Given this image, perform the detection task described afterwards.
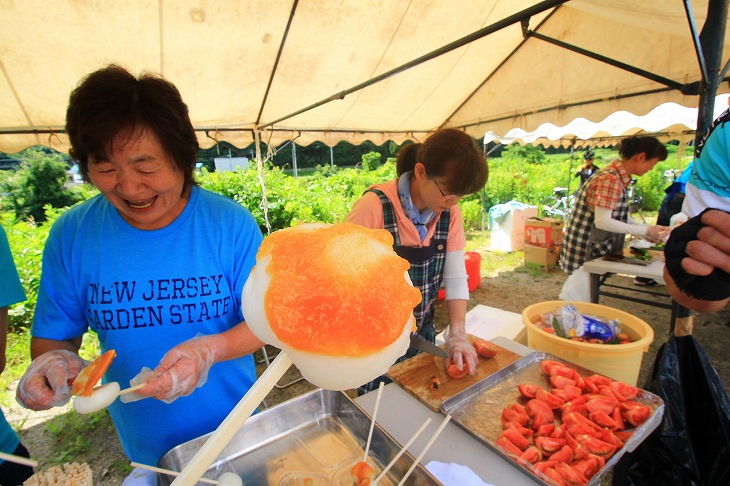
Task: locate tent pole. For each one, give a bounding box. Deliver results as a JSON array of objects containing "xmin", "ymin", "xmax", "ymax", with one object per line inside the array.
[
  {"xmin": 258, "ymin": 0, "xmax": 568, "ymax": 130},
  {"xmin": 566, "ymin": 140, "xmax": 575, "ymax": 195},
  {"xmin": 254, "ymin": 128, "xmax": 271, "ymax": 235},
  {"xmin": 692, "ymin": 0, "xmax": 729, "ymax": 145},
  {"xmin": 292, "ymin": 142, "xmax": 298, "ymax": 177},
  {"xmin": 527, "ymin": 31, "xmax": 683, "ymax": 91},
  {"xmin": 254, "ymin": 0, "xmax": 299, "ymax": 126},
  {"xmin": 482, "ymin": 142, "xmax": 502, "ymax": 247}
]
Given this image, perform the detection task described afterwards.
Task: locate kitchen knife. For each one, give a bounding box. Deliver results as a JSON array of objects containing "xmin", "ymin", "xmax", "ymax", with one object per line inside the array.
[
  {"xmin": 409, "ymin": 334, "xmax": 449, "ymax": 358},
  {"xmin": 602, "ymin": 253, "xmax": 651, "ymax": 266}
]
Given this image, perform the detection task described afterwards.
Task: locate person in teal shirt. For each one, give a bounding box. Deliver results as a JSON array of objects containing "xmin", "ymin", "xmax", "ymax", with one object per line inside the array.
[{"xmin": 0, "ymin": 226, "xmax": 34, "ymax": 484}]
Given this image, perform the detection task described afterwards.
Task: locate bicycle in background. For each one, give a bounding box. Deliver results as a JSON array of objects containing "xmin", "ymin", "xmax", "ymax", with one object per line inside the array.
[
  {"xmin": 627, "ymin": 179, "xmax": 645, "ymax": 221},
  {"xmin": 542, "ymin": 187, "xmax": 575, "ymax": 220}
]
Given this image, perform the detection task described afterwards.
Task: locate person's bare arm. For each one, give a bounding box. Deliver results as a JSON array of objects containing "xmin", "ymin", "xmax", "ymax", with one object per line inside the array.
[
  {"xmin": 31, "ymin": 336, "xmax": 83, "ymax": 359},
  {"xmin": 0, "ymin": 307, "xmax": 8, "ymax": 374},
  {"xmin": 208, "ymin": 320, "xmax": 265, "ymax": 361}
]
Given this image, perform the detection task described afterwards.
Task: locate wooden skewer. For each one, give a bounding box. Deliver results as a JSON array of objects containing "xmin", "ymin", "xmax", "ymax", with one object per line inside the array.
[
  {"xmin": 74, "ymin": 382, "xmax": 145, "ymax": 398},
  {"xmin": 372, "ymin": 417, "xmax": 432, "ymax": 485},
  {"xmin": 119, "ymin": 383, "xmax": 146, "ymax": 395},
  {"xmin": 130, "ymin": 461, "xmax": 218, "ymax": 484},
  {"xmin": 396, "ymin": 414, "xmax": 451, "ymax": 486},
  {"xmin": 0, "ymin": 451, "xmax": 38, "ymax": 468},
  {"xmin": 74, "ymin": 382, "xmax": 149, "ymax": 415},
  {"xmin": 363, "ymin": 381, "xmax": 384, "ymax": 461}
]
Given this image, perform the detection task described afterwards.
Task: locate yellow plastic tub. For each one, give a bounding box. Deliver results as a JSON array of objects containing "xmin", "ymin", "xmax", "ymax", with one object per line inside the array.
[{"xmin": 522, "ymin": 301, "xmax": 654, "ymax": 385}]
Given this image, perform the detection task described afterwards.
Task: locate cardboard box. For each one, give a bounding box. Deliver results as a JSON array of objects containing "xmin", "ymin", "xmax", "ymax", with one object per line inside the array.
[
  {"xmin": 524, "ymin": 244, "xmax": 561, "ymax": 271},
  {"xmin": 525, "ymin": 218, "xmax": 564, "ymax": 248},
  {"xmin": 490, "ymin": 206, "xmax": 538, "ymax": 252}
]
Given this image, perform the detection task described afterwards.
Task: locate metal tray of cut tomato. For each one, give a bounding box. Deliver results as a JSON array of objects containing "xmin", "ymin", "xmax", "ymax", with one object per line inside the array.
[{"xmin": 441, "ymin": 352, "xmax": 664, "ymax": 486}]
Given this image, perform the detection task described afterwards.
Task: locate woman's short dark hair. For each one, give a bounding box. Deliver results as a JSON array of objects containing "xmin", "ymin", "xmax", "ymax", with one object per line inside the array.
[
  {"xmin": 65, "ymin": 64, "xmax": 199, "ymax": 189},
  {"xmin": 619, "ymin": 136, "xmax": 668, "ymax": 162},
  {"xmin": 419, "ymin": 128, "xmax": 488, "ymax": 195}
]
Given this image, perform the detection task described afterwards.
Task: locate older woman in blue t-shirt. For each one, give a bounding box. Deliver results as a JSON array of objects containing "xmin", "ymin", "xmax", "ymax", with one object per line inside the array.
[{"xmin": 15, "ymin": 66, "xmax": 265, "ymax": 474}]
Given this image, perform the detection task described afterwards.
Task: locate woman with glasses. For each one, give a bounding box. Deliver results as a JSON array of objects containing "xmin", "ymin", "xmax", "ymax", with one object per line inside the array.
[{"xmin": 346, "ymin": 128, "xmax": 488, "ymax": 394}]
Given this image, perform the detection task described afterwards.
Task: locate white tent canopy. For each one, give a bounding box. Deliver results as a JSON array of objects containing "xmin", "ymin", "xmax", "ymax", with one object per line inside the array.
[
  {"xmin": 1, "ymin": 0, "xmax": 729, "ymax": 154},
  {"xmin": 485, "ymin": 94, "xmax": 730, "ymax": 148}
]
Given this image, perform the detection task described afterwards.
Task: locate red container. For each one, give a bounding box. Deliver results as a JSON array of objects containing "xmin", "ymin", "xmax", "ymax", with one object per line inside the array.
[{"xmin": 438, "ymin": 251, "xmax": 482, "ymax": 300}]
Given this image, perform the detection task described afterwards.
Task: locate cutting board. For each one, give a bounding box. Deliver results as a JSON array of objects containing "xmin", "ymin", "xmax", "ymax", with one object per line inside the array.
[{"xmin": 386, "ymin": 335, "xmax": 522, "ymax": 412}]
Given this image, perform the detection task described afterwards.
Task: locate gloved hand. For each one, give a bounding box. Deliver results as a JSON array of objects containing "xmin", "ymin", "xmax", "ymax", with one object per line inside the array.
[
  {"xmin": 121, "ymin": 334, "xmax": 226, "ymax": 404},
  {"xmin": 16, "ymin": 350, "xmax": 87, "ymax": 410},
  {"xmin": 646, "ymin": 225, "xmax": 671, "ymax": 244},
  {"xmin": 444, "ymin": 327, "xmax": 477, "ymax": 375}
]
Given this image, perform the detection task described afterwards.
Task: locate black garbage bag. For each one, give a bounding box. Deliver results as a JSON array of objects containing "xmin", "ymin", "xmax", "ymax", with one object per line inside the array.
[{"xmin": 613, "ymin": 316, "xmax": 730, "ymax": 486}]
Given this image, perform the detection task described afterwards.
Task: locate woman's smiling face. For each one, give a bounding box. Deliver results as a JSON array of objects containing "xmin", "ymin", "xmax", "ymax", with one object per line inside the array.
[{"xmin": 88, "ymin": 128, "xmax": 188, "ymax": 230}]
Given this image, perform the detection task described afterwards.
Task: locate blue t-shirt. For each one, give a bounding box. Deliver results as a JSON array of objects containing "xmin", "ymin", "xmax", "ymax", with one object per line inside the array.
[
  {"xmin": 1, "ymin": 227, "xmax": 26, "ymax": 459},
  {"xmin": 684, "ymin": 109, "xmax": 730, "ymax": 216},
  {"xmin": 32, "ymin": 186, "xmax": 263, "ymax": 464},
  {"xmin": 0, "ymin": 226, "xmax": 26, "ymax": 308}
]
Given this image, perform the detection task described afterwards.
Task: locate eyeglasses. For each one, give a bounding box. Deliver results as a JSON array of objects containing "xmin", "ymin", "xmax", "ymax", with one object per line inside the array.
[{"xmin": 432, "ymin": 178, "xmax": 463, "ymax": 202}]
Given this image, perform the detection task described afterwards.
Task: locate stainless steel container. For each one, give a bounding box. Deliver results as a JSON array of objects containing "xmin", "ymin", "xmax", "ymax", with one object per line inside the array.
[{"xmin": 158, "ymin": 389, "xmax": 442, "ymax": 485}]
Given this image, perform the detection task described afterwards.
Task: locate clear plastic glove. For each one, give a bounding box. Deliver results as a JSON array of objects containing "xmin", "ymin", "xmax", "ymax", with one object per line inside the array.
[
  {"xmin": 121, "ymin": 334, "xmax": 226, "ymax": 404},
  {"xmin": 444, "ymin": 327, "xmax": 477, "ymax": 375},
  {"xmin": 16, "ymin": 350, "xmax": 87, "ymax": 410},
  {"xmin": 646, "ymin": 225, "xmax": 671, "ymax": 244}
]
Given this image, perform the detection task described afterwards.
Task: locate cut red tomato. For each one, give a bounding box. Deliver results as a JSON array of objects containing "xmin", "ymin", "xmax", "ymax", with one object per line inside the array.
[
  {"xmin": 446, "ymin": 363, "xmax": 468, "ymax": 379},
  {"xmin": 473, "ymin": 339, "xmax": 500, "ymax": 359},
  {"xmin": 351, "ymin": 461, "xmax": 375, "ymax": 486},
  {"xmin": 608, "ymin": 381, "xmax": 639, "ymax": 400},
  {"xmin": 501, "ymin": 360, "xmax": 654, "ymax": 485},
  {"xmin": 517, "ymin": 383, "xmax": 539, "ymax": 399},
  {"xmin": 71, "ymin": 349, "xmax": 117, "ymax": 397}
]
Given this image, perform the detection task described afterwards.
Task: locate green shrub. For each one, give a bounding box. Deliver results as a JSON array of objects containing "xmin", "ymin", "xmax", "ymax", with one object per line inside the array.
[
  {"xmin": 460, "ymin": 199, "xmax": 483, "ymax": 231},
  {"xmin": 483, "ymin": 154, "xmax": 576, "ymax": 207},
  {"xmin": 361, "ymin": 151, "xmax": 382, "ymax": 171},
  {"xmin": 0, "ymin": 148, "xmax": 81, "ymax": 223},
  {"xmin": 1, "ymin": 211, "xmax": 56, "ymax": 331},
  {"xmin": 197, "ymin": 162, "xmax": 396, "ymax": 233},
  {"xmin": 483, "ymin": 149, "xmax": 674, "ymax": 212},
  {"xmin": 501, "ymin": 143, "xmax": 547, "ymax": 164}
]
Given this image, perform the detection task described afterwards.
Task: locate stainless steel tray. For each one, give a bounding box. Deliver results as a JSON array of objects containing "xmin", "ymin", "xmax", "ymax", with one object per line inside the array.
[
  {"xmin": 158, "ymin": 389, "xmax": 441, "ymax": 485},
  {"xmin": 441, "ymin": 352, "xmax": 664, "ymax": 486}
]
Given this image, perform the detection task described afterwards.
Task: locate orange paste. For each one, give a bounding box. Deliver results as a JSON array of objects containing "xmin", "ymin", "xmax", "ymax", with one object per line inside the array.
[{"xmin": 259, "ymin": 223, "xmax": 421, "ymax": 356}]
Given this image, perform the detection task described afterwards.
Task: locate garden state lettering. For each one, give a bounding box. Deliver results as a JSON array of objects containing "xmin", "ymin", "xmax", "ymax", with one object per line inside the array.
[{"xmin": 86, "ymin": 275, "xmax": 231, "ymax": 330}]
